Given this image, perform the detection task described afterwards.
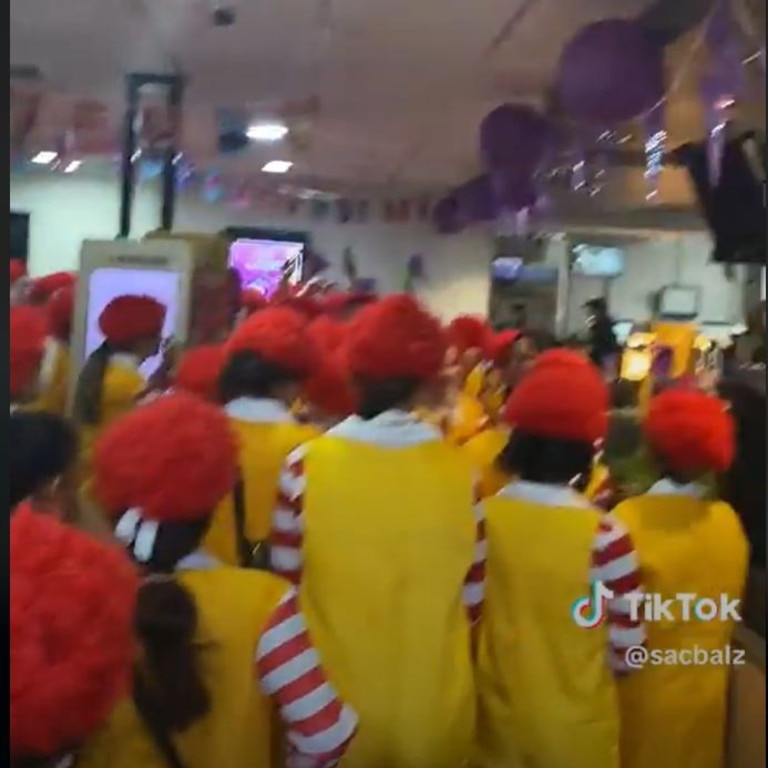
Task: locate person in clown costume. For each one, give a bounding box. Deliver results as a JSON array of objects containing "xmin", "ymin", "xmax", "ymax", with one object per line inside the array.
[
  {"xmin": 613, "ymin": 388, "xmax": 748, "ymax": 768},
  {"xmin": 32, "ymin": 282, "xmax": 75, "ymax": 416},
  {"xmin": 10, "ymin": 304, "xmax": 48, "ymax": 413},
  {"xmin": 10, "ymin": 508, "xmax": 139, "ymax": 768},
  {"xmin": 72, "ymin": 294, "xmax": 167, "ymax": 472},
  {"xmin": 272, "ymin": 293, "xmax": 484, "ymax": 768},
  {"xmin": 443, "ymin": 314, "xmax": 492, "ymax": 444},
  {"xmin": 475, "ymin": 350, "xmax": 645, "ymax": 768},
  {"xmin": 78, "ymin": 393, "xmax": 356, "ymax": 768},
  {"xmin": 172, "ymin": 343, "xmax": 225, "ymax": 402},
  {"xmin": 204, "ymin": 306, "xmax": 319, "ymax": 566}
]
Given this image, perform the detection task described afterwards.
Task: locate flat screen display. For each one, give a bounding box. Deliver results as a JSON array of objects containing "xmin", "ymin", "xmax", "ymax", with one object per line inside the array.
[
  {"xmin": 83, "ymin": 267, "xmax": 180, "ymax": 379},
  {"xmin": 228, "ymin": 238, "xmax": 304, "ymax": 298},
  {"xmin": 572, "ymin": 245, "xmax": 625, "ymax": 277},
  {"xmin": 492, "ymin": 258, "xmax": 558, "ymax": 284}
]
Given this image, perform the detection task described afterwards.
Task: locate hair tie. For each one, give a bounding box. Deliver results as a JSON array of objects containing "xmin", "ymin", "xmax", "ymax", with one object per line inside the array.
[{"xmin": 114, "ymin": 508, "xmax": 159, "ymax": 563}]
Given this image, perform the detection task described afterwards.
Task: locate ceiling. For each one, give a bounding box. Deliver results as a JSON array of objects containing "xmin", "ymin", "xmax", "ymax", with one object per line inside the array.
[{"xmin": 10, "ymin": 0, "xmax": 766, "ymax": 202}]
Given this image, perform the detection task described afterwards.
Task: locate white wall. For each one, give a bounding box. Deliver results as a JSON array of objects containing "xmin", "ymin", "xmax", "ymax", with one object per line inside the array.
[
  {"xmin": 10, "ymin": 172, "xmax": 494, "ymax": 320},
  {"xmin": 11, "ymin": 172, "xmax": 744, "ymax": 327}
]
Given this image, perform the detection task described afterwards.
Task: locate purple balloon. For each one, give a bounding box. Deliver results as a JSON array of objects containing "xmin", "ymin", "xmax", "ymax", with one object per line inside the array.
[
  {"xmin": 454, "ymin": 175, "xmax": 501, "ymax": 223},
  {"xmin": 432, "ymin": 195, "xmax": 463, "ymax": 234},
  {"xmin": 480, "ymin": 104, "xmax": 551, "ymax": 174},
  {"xmin": 558, "ymin": 19, "xmax": 664, "ymax": 126},
  {"xmin": 490, "ymin": 169, "xmax": 538, "ymax": 212}
]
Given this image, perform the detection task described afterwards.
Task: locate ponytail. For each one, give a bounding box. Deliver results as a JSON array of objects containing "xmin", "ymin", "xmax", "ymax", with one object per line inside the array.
[
  {"xmin": 73, "ymin": 342, "xmax": 113, "ymax": 426},
  {"xmin": 134, "ymin": 578, "xmax": 210, "ymax": 732}
]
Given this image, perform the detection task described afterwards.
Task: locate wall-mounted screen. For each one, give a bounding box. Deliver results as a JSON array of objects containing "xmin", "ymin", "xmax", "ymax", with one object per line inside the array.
[
  {"xmin": 571, "ymin": 245, "xmax": 625, "ymax": 277},
  {"xmin": 228, "ymin": 238, "xmax": 304, "ymax": 298},
  {"xmin": 492, "ymin": 257, "xmax": 558, "ymax": 284},
  {"xmin": 83, "ymin": 267, "xmax": 181, "ymax": 379},
  {"xmin": 658, "ymin": 285, "xmax": 700, "ymax": 319}
]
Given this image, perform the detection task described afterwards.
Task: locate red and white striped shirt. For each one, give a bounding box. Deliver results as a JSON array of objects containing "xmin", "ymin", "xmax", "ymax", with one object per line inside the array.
[
  {"xmin": 496, "ymin": 481, "xmax": 645, "ymax": 672},
  {"xmin": 176, "ymin": 552, "xmax": 356, "ymax": 767},
  {"xmin": 271, "ymin": 410, "xmax": 487, "ymax": 626}
]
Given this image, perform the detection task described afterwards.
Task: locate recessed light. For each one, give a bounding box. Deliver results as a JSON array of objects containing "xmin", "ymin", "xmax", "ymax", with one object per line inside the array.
[
  {"xmin": 31, "ymin": 151, "xmax": 58, "ymax": 165},
  {"xmin": 247, "ymin": 123, "xmax": 289, "ymax": 142},
  {"xmin": 261, "ymin": 160, "xmax": 293, "ymax": 174},
  {"xmin": 63, "ymin": 160, "xmax": 82, "ymax": 173}
]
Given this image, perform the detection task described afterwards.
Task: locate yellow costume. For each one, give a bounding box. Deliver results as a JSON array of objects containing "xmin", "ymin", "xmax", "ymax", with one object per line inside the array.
[
  {"xmin": 462, "ymin": 425, "xmax": 510, "ymax": 498},
  {"xmin": 32, "ymin": 339, "xmax": 71, "ymax": 416},
  {"xmin": 79, "ymin": 567, "xmax": 289, "ymax": 768},
  {"xmin": 476, "ymin": 486, "xmax": 619, "ymax": 768},
  {"xmin": 79, "ymin": 360, "xmax": 146, "ymax": 474},
  {"xmin": 204, "ymin": 399, "xmax": 318, "ymax": 565},
  {"xmin": 300, "ymin": 435, "xmax": 477, "ymax": 768},
  {"xmin": 614, "ymin": 485, "xmax": 748, "ymax": 768}
]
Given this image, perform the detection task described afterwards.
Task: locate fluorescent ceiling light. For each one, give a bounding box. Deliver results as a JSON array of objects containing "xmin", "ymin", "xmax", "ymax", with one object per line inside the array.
[
  {"xmin": 247, "ymin": 123, "xmax": 289, "ymax": 142},
  {"xmin": 261, "ymin": 160, "xmax": 293, "ymax": 174},
  {"xmin": 31, "ymin": 151, "xmax": 58, "ymax": 165},
  {"xmin": 63, "ymin": 160, "xmax": 82, "ymax": 173}
]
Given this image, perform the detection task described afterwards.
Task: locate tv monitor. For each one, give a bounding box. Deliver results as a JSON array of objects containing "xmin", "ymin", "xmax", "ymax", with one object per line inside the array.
[
  {"xmin": 571, "ymin": 245, "xmax": 625, "ymax": 278},
  {"xmin": 228, "ymin": 238, "xmax": 304, "ymax": 298},
  {"xmin": 658, "ymin": 285, "xmax": 700, "ymax": 320},
  {"xmin": 83, "ymin": 267, "xmax": 181, "ymax": 380}
]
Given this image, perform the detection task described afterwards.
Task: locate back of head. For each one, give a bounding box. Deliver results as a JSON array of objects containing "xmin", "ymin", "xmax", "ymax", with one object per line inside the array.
[
  {"xmin": 93, "ymin": 393, "xmax": 239, "ymax": 733},
  {"xmin": 11, "ymin": 510, "xmax": 138, "ymax": 763},
  {"xmin": 222, "ymin": 307, "xmax": 318, "ymax": 402},
  {"xmin": 500, "ymin": 352, "xmax": 609, "ymax": 486},
  {"xmin": 644, "ymin": 389, "xmax": 735, "ymax": 480},
  {"xmin": 346, "ymin": 294, "xmax": 447, "ymax": 418},
  {"xmin": 9, "ymin": 411, "xmax": 79, "ymax": 511},
  {"xmin": 446, "ymin": 315, "xmax": 491, "ymax": 356}
]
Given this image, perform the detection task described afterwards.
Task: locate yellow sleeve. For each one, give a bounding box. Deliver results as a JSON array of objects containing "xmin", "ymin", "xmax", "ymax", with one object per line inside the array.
[
  {"xmin": 462, "ymin": 427, "xmax": 511, "ymax": 499},
  {"xmin": 446, "ymin": 391, "xmax": 488, "ymax": 446},
  {"xmin": 100, "ymin": 365, "xmax": 146, "ymax": 426}
]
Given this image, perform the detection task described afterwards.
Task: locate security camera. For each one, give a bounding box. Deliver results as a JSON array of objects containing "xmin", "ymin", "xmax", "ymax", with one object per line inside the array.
[{"xmin": 211, "ymin": 6, "xmax": 236, "ymax": 26}]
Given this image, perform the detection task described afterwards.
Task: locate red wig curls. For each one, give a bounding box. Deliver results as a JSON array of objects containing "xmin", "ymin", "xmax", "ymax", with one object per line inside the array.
[
  {"xmin": 240, "ymin": 288, "xmax": 266, "ymax": 316},
  {"xmin": 174, "ymin": 344, "xmax": 225, "ymax": 402},
  {"xmin": 446, "ymin": 315, "xmax": 491, "ymax": 355},
  {"xmin": 46, "ymin": 285, "xmax": 75, "ymax": 343},
  {"xmin": 303, "ymin": 355, "xmax": 357, "ymax": 418},
  {"xmin": 98, "ymin": 295, "xmax": 166, "ymax": 346},
  {"xmin": 226, "ymin": 306, "xmax": 318, "ymax": 377},
  {"xmin": 10, "ymin": 509, "xmax": 138, "ymax": 759},
  {"xmin": 93, "ymin": 393, "xmax": 238, "ymax": 523},
  {"xmin": 488, "ymin": 329, "xmax": 522, "ymax": 366},
  {"xmin": 644, "ymin": 389, "xmax": 735, "ymax": 475},
  {"xmin": 28, "ymin": 272, "xmax": 75, "ymax": 305},
  {"xmin": 346, "ymin": 294, "xmax": 447, "ymax": 381},
  {"xmin": 504, "ymin": 357, "xmax": 609, "ymax": 443}
]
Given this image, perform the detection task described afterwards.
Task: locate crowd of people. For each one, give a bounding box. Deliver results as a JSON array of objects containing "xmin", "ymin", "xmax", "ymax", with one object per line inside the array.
[{"xmin": 9, "ymin": 257, "xmax": 749, "ymax": 768}]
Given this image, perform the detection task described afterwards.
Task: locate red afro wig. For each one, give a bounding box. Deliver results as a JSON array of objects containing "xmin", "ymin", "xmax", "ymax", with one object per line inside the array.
[
  {"xmin": 10, "ymin": 259, "xmax": 27, "ymax": 286},
  {"xmin": 27, "ymin": 272, "xmax": 75, "ymax": 305},
  {"xmin": 10, "ymin": 509, "xmax": 138, "ymax": 759},
  {"xmin": 346, "ymin": 294, "xmax": 447, "ymax": 381},
  {"xmin": 10, "ymin": 305, "xmax": 49, "ymax": 399},
  {"xmin": 303, "ymin": 355, "xmax": 357, "ymax": 418},
  {"xmin": 504, "ymin": 357, "xmax": 609, "ymax": 443},
  {"xmin": 530, "ymin": 347, "xmax": 592, "ymax": 372},
  {"xmin": 644, "ymin": 389, "xmax": 735, "ymax": 475},
  {"xmin": 174, "ymin": 344, "xmax": 225, "ymax": 402},
  {"xmin": 93, "ymin": 393, "xmax": 238, "ymax": 523},
  {"xmin": 98, "ymin": 295, "xmax": 166, "ymax": 346},
  {"xmin": 240, "ymin": 288, "xmax": 267, "ymax": 316},
  {"xmin": 226, "ymin": 306, "xmax": 318, "ymax": 377},
  {"xmin": 488, "ymin": 329, "xmax": 522, "ymax": 366},
  {"xmin": 46, "ymin": 285, "xmax": 75, "ymax": 343},
  {"xmin": 273, "ymin": 294, "xmax": 323, "ymax": 319},
  {"xmin": 446, "ymin": 315, "xmax": 492, "ymax": 355},
  {"xmin": 307, "ymin": 313, "xmax": 348, "ymax": 354}
]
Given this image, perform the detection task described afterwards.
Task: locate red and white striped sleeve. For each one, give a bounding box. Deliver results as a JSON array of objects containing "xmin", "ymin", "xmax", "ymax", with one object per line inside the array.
[
  {"xmin": 590, "ymin": 512, "xmax": 646, "ymax": 672},
  {"xmin": 462, "ymin": 482, "xmax": 487, "ymax": 627},
  {"xmin": 256, "ymin": 588, "xmax": 357, "ymax": 768},
  {"xmin": 271, "ymin": 446, "xmax": 307, "ymax": 585}
]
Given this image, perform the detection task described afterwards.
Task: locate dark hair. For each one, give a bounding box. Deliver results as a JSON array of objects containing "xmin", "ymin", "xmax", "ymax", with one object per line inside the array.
[
  {"xmin": 129, "ymin": 517, "xmax": 212, "ymax": 732},
  {"xmin": 585, "ymin": 297, "xmax": 608, "ymax": 315},
  {"xmin": 9, "ymin": 412, "xmax": 79, "ymax": 511},
  {"xmin": 496, "ymin": 429, "xmax": 594, "ymax": 490},
  {"xmin": 355, "ymin": 377, "xmax": 420, "ymax": 420},
  {"xmin": 519, "ymin": 328, "xmax": 557, "ymax": 354},
  {"xmin": 218, "ymin": 350, "xmax": 299, "ymax": 403},
  {"xmin": 73, "ymin": 342, "xmax": 114, "ymax": 426}
]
